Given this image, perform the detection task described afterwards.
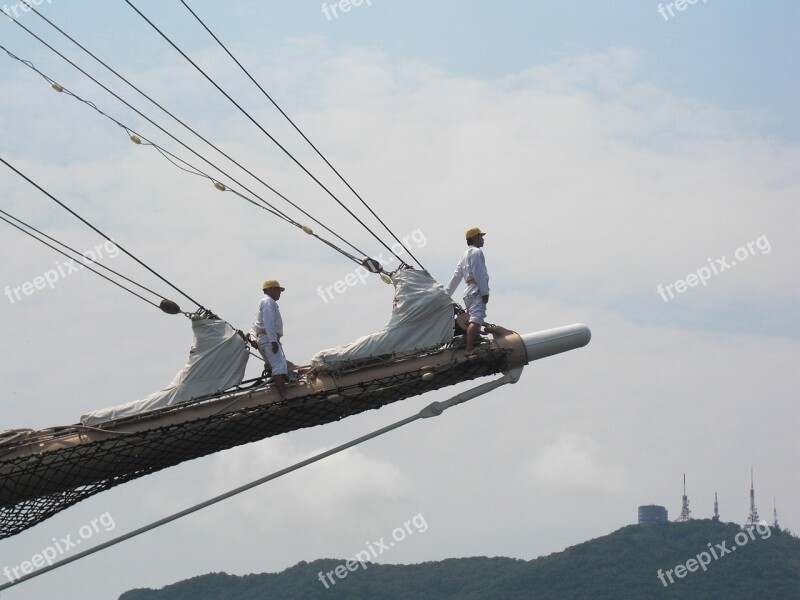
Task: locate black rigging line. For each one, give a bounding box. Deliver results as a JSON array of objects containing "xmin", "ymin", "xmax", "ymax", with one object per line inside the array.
[
  {"xmin": 178, "ymin": 0, "xmax": 428, "ymax": 272},
  {"xmin": 2, "ymin": 14, "xmax": 369, "ymax": 266},
  {"xmin": 124, "ymin": 0, "xmax": 410, "ymax": 267},
  {"xmin": 0, "ymin": 155, "xmax": 204, "ymax": 309},
  {"xmin": 0, "ymin": 206, "xmax": 167, "ymax": 302},
  {"xmin": 0, "ymin": 44, "xmax": 292, "ymax": 229},
  {"xmin": 0, "ymin": 210, "xmax": 160, "ymax": 310},
  {"xmin": 0, "ymin": 48, "xmax": 365, "ymax": 270},
  {"xmin": 0, "ymin": 43, "xmax": 315, "ymax": 239}
]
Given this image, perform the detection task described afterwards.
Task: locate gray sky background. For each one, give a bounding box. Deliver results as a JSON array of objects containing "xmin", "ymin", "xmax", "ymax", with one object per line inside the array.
[{"xmin": 0, "ymin": 1, "xmax": 797, "ymax": 598}]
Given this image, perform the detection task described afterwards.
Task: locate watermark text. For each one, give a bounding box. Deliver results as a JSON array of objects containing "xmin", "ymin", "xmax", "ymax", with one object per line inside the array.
[
  {"xmin": 3, "ymin": 512, "xmax": 116, "ymax": 583},
  {"xmin": 2, "ymin": 0, "xmax": 53, "ymax": 21},
  {"xmin": 657, "ymin": 521, "xmax": 771, "ymax": 587},
  {"xmin": 657, "ymin": 0, "xmax": 710, "ymax": 22},
  {"xmin": 321, "ymin": 0, "xmax": 372, "ymax": 22},
  {"xmin": 318, "ymin": 512, "xmax": 428, "ymax": 589},
  {"xmin": 657, "ymin": 234, "xmax": 771, "ymax": 302},
  {"xmin": 5, "ymin": 240, "xmax": 120, "ymax": 305},
  {"xmin": 317, "ymin": 228, "xmax": 427, "ymax": 304}
]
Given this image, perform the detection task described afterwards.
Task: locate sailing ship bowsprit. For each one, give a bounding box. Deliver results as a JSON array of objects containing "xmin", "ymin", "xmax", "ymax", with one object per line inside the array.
[
  {"xmin": 0, "ymin": 267, "xmax": 589, "ymax": 539},
  {"xmin": 0, "ymin": 3, "xmax": 591, "ymax": 541}
]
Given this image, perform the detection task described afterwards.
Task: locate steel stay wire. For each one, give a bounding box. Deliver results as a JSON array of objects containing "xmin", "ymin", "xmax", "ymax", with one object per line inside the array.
[
  {"xmin": 178, "ymin": 0, "xmax": 427, "ymax": 272},
  {"xmin": 0, "ymin": 371, "xmax": 518, "ymax": 592},
  {"xmin": 0, "ymin": 210, "xmax": 161, "ymax": 310},
  {"xmin": 1, "ymin": 14, "xmax": 369, "ymax": 266},
  {"xmin": 0, "ymin": 43, "xmax": 368, "ymax": 269},
  {"xmin": 0, "ymin": 206, "xmax": 168, "ymax": 304},
  {"xmin": 15, "ymin": 1, "xmax": 369, "ymax": 265},
  {"xmin": 0, "ymin": 45, "xmax": 280, "ymax": 226},
  {"xmin": 124, "ymin": 0, "xmax": 411, "ymax": 268},
  {"xmin": 0, "ymin": 155, "xmax": 204, "ymax": 310},
  {"xmin": 1, "ymin": 163, "xmax": 264, "ymax": 355}
]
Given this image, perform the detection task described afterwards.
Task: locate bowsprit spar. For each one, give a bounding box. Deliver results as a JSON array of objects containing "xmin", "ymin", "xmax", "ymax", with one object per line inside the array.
[{"xmin": 0, "ymin": 3, "xmax": 591, "ymax": 541}]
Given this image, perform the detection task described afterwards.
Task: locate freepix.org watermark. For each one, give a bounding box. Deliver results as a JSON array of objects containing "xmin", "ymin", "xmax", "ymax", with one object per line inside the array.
[
  {"xmin": 317, "ymin": 228, "xmax": 427, "ymax": 304},
  {"xmin": 1, "ymin": 0, "xmax": 52, "ymax": 21},
  {"xmin": 657, "ymin": 234, "xmax": 771, "ymax": 302},
  {"xmin": 321, "ymin": 0, "xmax": 372, "ymax": 21},
  {"xmin": 4, "ymin": 240, "xmax": 120, "ymax": 305},
  {"xmin": 317, "ymin": 512, "xmax": 428, "ymax": 589},
  {"xmin": 3, "ymin": 512, "xmax": 116, "ymax": 583},
  {"xmin": 657, "ymin": 0, "xmax": 710, "ymax": 22},
  {"xmin": 657, "ymin": 521, "xmax": 771, "ymax": 587}
]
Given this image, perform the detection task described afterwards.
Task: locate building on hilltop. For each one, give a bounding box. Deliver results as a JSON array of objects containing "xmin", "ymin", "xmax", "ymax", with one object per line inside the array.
[{"xmin": 638, "ymin": 504, "xmax": 668, "ymax": 525}]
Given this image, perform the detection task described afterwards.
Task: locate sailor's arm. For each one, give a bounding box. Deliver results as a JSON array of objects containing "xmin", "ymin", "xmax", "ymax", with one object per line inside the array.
[{"xmin": 444, "ymin": 261, "xmax": 463, "ymax": 296}]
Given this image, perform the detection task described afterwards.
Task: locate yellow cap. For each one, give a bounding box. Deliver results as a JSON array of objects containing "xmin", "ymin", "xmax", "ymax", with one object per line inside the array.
[
  {"xmin": 465, "ymin": 226, "xmax": 486, "ymax": 240},
  {"xmin": 261, "ymin": 279, "xmax": 285, "ymax": 291}
]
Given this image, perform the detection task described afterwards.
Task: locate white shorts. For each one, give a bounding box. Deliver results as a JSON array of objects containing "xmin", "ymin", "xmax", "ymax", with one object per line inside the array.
[
  {"xmin": 464, "ymin": 291, "xmax": 487, "ymax": 325},
  {"xmin": 257, "ymin": 337, "xmax": 288, "ymax": 376}
]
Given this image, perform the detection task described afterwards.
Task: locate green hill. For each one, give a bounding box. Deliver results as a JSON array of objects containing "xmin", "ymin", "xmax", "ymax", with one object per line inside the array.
[{"xmin": 120, "ymin": 520, "xmax": 800, "ymax": 599}]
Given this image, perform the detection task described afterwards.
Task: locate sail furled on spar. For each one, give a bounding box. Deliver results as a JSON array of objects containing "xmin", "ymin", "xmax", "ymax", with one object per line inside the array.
[
  {"xmin": 311, "ymin": 269, "xmax": 454, "ymax": 370},
  {"xmin": 81, "ymin": 319, "xmax": 250, "ymax": 425}
]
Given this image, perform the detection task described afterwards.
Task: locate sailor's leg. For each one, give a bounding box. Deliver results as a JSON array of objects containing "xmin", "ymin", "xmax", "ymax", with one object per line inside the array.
[
  {"xmin": 273, "ymin": 374, "xmax": 287, "ymax": 401},
  {"xmin": 465, "ymin": 322, "xmax": 482, "ymax": 355},
  {"xmin": 463, "ymin": 293, "xmax": 486, "ymax": 355},
  {"xmin": 264, "ymin": 344, "xmax": 289, "ymax": 400}
]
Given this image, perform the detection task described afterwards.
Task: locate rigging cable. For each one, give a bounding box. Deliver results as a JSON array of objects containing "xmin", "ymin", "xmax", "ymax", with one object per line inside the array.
[
  {"xmin": 0, "ymin": 155, "xmax": 203, "ymax": 311},
  {"xmin": 0, "ymin": 15, "xmax": 371, "ymax": 266},
  {"xmin": 0, "ymin": 210, "xmax": 161, "ymax": 310},
  {"xmin": 0, "ymin": 207, "xmax": 168, "ymax": 303},
  {"xmin": 15, "ymin": 1, "xmax": 370, "ymax": 266},
  {"xmin": 124, "ymin": 0, "xmax": 411, "ymax": 268},
  {"xmin": 0, "ymin": 371, "xmax": 518, "ymax": 593},
  {"xmin": 0, "ymin": 44, "xmax": 365, "ymax": 266},
  {"xmin": 179, "ymin": 0, "xmax": 428, "ymax": 272}
]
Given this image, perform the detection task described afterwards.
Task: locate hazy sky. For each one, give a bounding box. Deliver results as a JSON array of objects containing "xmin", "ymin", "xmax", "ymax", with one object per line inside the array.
[{"xmin": 1, "ymin": 1, "xmax": 798, "ymax": 598}]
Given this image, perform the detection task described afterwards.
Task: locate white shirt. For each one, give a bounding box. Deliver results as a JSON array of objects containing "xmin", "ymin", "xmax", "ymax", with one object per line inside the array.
[
  {"xmin": 445, "ymin": 246, "xmax": 490, "ymax": 297},
  {"xmin": 254, "ymin": 296, "xmax": 283, "ymax": 343}
]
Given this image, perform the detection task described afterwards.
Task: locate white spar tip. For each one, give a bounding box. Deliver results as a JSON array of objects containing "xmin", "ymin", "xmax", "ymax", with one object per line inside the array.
[{"xmin": 519, "ymin": 323, "xmax": 591, "ymax": 364}]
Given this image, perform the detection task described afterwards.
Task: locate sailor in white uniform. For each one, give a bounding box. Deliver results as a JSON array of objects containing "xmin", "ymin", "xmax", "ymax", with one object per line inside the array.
[
  {"xmin": 254, "ymin": 279, "xmax": 288, "ymax": 400},
  {"xmin": 445, "ymin": 227, "xmax": 490, "ymax": 355}
]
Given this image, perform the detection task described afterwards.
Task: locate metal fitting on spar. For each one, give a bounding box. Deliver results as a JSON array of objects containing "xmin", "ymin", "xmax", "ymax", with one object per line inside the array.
[
  {"xmin": 472, "ymin": 323, "xmax": 591, "ymax": 375},
  {"xmin": 519, "ymin": 324, "xmax": 591, "ymax": 364}
]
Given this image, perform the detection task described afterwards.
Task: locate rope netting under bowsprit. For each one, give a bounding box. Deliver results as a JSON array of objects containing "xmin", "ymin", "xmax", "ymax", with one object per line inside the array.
[{"xmin": 0, "ymin": 350, "xmax": 510, "ymax": 539}]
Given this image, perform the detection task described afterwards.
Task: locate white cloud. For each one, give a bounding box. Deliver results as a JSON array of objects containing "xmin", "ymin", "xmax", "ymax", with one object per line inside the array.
[{"xmin": 527, "ymin": 433, "xmax": 628, "ymax": 494}]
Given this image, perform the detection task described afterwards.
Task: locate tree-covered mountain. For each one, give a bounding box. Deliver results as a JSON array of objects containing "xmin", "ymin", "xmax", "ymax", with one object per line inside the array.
[{"xmin": 120, "ymin": 520, "xmax": 800, "ymax": 599}]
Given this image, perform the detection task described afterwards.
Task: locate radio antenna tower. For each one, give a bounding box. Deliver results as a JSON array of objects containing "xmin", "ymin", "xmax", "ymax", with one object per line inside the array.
[
  {"xmin": 712, "ymin": 491, "xmax": 719, "ymax": 521},
  {"xmin": 675, "ymin": 473, "xmax": 691, "ymax": 522},
  {"xmin": 773, "ymin": 497, "xmax": 780, "ymax": 530},
  {"xmin": 744, "ymin": 467, "xmax": 761, "ymax": 529}
]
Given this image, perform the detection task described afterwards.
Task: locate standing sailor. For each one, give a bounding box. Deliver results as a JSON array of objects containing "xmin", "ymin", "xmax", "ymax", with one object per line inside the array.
[
  {"xmin": 445, "ymin": 227, "xmax": 490, "ymax": 355},
  {"xmin": 254, "ymin": 279, "xmax": 288, "ymax": 400}
]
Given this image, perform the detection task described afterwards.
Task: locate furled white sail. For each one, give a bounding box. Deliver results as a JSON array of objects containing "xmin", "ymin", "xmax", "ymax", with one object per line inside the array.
[
  {"xmin": 311, "ymin": 269, "xmax": 454, "ymax": 369},
  {"xmin": 81, "ymin": 319, "xmax": 248, "ymax": 425}
]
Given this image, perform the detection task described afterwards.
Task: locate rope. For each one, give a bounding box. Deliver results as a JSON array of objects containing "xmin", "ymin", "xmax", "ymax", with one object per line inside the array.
[
  {"xmin": 13, "ymin": 3, "xmax": 372, "ymax": 264},
  {"xmin": 124, "ymin": 0, "xmax": 411, "ymax": 267},
  {"xmin": 0, "ymin": 372, "xmax": 514, "ymax": 592},
  {"xmin": 179, "ymin": 0, "xmax": 428, "ymax": 272},
  {"xmin": 0, "ymin": 211, "xmax": 161, "ymax": 309},
  {"xmin": 0, "ymin": 155, "xmax": 205, "ymax": 309},
  {"xmin": 0, "ymin": 44, "xmax": 366, "ymax": 267},
  {"xmin": 0, "ymin": 207, "xmax": 170, "ymax": 302},
  {"xmin": 0, "ymin": 22, "xmax": 368, "ymax": 266}
]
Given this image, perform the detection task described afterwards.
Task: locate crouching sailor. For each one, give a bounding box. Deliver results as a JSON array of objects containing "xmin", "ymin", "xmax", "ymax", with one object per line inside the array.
[
  {"xmin": 445, "ymin": 227, "xmax": 490, "ymax": 355},
  {"xmin": 254, "ymin": 279, "xmax": 288, "ymax": 400}
]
